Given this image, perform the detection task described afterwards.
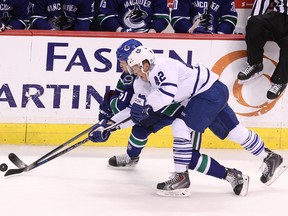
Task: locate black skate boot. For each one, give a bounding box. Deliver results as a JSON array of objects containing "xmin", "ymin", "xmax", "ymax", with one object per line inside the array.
[
  {"xmin": 108, "ymin": 153, "xmax": 139, "ymax": 167},
  {"xmin": 156, "ymin": 171, "xmax": 191, "ymax": 197},
  {"xmin": 267, "ymin": 83, "xmax": 287, "ymax": 100},
  {"xmin": 260, "ymin": 148, "xmax": 287, "ymax": 185},
  {"xmin": 238, "ymin": 63, "xmax": 263, "ymax": 82},
  {"xmin": 225, "ymin": 168, "xmax": 249, "ymax": 196}
]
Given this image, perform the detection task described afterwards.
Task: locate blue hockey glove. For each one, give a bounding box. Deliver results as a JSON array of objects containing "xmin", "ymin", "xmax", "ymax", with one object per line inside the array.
[
  {"xmin": 98, "ymin": 103, "xmax": 113, "ymax": 121},
  {"xmin": 88, "ymin": 119, "xmax": 114, "ymax": 142},
  {"xmin": 130, "ymin": 94, "xmax": 152, "ymax": 124}
]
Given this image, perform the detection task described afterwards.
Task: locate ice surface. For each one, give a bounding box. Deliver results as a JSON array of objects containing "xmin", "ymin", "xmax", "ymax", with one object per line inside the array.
[{"xmin": 1, "ymin": 145, "xmax": 287, "ymax": 216}]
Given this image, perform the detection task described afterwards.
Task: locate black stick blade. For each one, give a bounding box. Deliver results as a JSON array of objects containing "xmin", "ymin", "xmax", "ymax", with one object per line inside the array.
[
  {"xmin": 8, "ymin": 153, "xmax": 27, "ymax": 169},
  {"xmin": 4, "ymin": 168, "xmax": 25, "ymax": 177}
]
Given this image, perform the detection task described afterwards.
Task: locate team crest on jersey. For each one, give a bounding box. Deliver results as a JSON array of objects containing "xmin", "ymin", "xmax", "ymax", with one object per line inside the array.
[
  {"xmin": 123, "ymin": 4, "xmax": 148, "ymax": 29},
  {"xmin": 48, "ymin": 12, "xmax": 74, "ymax": 30}
]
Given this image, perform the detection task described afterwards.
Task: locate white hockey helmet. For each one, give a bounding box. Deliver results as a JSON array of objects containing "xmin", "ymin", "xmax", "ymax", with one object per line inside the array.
[{"xmin": 127, "ymin": 45, "xmax": 155, "ymax": 68}]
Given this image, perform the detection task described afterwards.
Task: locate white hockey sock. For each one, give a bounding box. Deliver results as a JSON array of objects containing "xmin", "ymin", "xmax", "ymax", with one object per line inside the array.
[
  {"xmin": 227, "ymin": 124, "xmax": 266, "ymax": 157},
  {"xmin": 173, "ymin": 137, "xmax": 192, "ymax": 172}
]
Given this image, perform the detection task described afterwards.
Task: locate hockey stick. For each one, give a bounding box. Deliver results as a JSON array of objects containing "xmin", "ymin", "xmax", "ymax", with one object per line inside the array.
[
  {"xmin": 9, "ymin": 123, "xmax": 101, "ymax": 169},
  {"xmin": 5, "ymin": 138, "xmax": 90, "ymax": 177},
  {"xmin": 5, "ymin": 118, "xmax": 131, "ymax": 177}
]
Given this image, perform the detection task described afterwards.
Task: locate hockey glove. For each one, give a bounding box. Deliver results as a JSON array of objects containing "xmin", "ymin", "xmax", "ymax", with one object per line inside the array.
[
  {"xmin": 98, "ymin": 90, "xmax": 117, "ymax": 121},
  {"xmin": 130, "ymin": 94, "xmax": 152, "ymax": 124},
  {"xmin": 88, "ymin": 119, "xmax": 114, "ymax": 142}
]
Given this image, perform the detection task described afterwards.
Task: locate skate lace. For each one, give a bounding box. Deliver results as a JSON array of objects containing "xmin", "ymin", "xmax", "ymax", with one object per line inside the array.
[
  {"xmin": 241, "ymin": 65, "xmax": 256, "ymax": 76},
  {"xmin": 260, "ymin": 162, "xmax": 269, "ymax": 177},
  {"xmin": 260, "ymin": 154, "xmax": 273, "ymax": 177},
  {"xmin": 164, "ymin": 172, "xmax": 182, "ymax": 185},
  {"xmin": 116, "ymin": 154, "xmax": 131, "ymax": 165},
  {"xmin": 226, "ymin": 170, "xmax": 243, "ymax": 188},
  {"xmin": 269, "ymin": 84, "xmax": 283, "ymax": 94}
]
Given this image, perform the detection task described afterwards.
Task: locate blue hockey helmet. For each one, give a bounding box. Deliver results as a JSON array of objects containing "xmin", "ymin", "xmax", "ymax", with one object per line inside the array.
[{"xmin": 116, "ymin": 39, "xmax": 143, "ymax": 61}]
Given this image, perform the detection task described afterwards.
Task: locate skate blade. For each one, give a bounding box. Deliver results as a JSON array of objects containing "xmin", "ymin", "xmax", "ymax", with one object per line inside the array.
[
  {"xmin": 237, "ymin": 72, "xmax": 263, "ymax": 84},
  {"xmin": 240, "ymin": 175, "xmax": 250, "ymax": 196},
  {"xmin": 156, "ymin": 188, "xmax": 191, "ymax": 197},
  {"xmin": 265, "ymin": 163, "xmax": 288, "ymax": 186},
  {"xmin": 106, "ymin": 164, "xmax": 137, "ymax": 169}
]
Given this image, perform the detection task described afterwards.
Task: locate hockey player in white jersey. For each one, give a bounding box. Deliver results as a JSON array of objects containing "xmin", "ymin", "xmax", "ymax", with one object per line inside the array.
[
  {"xmin": 89, "ymin": 47, "xmax": 252, "ymax": 197},
  {"xmin": 89, "ymin": 45, "xmax": 286, "ymax": 197},
  {"xmin": 124, "ymin": 45, "xmax": 286, "ymax": 196}
]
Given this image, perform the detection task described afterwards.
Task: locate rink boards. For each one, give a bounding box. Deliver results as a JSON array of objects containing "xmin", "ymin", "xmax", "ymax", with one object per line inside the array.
[{"xmin": 0, "ymin": 31, "xmax": 287, "ymax": 149}]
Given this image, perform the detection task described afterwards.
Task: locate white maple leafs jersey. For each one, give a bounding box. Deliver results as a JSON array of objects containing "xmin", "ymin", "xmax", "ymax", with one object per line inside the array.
[
  {"xmin": 145, "ymin": 57, "xmax": 219, "ymax": 112},
  {"xmin": 111, "ymin": 57, "xmax": 219, "ymax": 129}
]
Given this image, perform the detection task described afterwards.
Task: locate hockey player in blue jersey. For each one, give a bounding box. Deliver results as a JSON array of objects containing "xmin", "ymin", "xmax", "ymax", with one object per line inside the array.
[
  {"xmin": 98, "ymin": 39, "xmax": 141, "ymax": 122},
  {"xmin": 96, "ymin": 39, "xmax": 180, "ymax": 167},
  {"xmin": 0, "ymin": 0, "xmax": 30, "ymax": 31},
  {"xmin": 171, "ymin": 0, "xmax": 237, "ymax": 34},
  {"xmin": 98, "ymin": 0, "xmax": 170, "ymax": 33},
  {"xmin": 29, "ymin": 0, "xmax": 94, "ymax": 30}
]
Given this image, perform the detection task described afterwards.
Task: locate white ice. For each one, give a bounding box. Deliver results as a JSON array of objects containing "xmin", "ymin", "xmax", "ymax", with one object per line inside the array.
[{"xmin": 1, "ymin": 145, "xmax": 287, "ymax": 216}]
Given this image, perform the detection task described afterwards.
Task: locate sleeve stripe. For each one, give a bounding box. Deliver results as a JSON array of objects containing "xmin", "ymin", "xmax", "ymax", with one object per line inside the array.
[
  {"xmin": 159, "ymin": 88, "xmax": 175, "ymax": 98},
  {"xmin": 160, "ymin": 82, "xmax": 178, "ymax": 87},
  {"xmin": 190, "ymin": 66, "xmax": 200, "ymax": 98}
]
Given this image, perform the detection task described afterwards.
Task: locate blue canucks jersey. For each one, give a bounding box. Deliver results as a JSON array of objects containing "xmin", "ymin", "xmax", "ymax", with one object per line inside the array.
[
  {"xmin": 30, "ymin": 0, "xmax": 94, "ymax": 30},
  {"xmin": 98, "ymin": 0, "xmax": 170, "ymax": 32},
  {"xmin": 109, "ymin": 72, "xmax": 135, "ymax": 114},
  {"xmin": 0, "ymin": 0, "xmax": 29, "ymax": 29},
  {"xmin": 171, "ymin": 0, "xmax": 237, "ymax": 34}
]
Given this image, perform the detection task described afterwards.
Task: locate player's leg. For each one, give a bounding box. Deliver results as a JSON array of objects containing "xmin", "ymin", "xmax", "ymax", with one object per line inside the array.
[
  {"xmin": 156, "ymin": 118, "xmax": 193, "ymax": 197},
  {"xmin": 189, "ymin": 148, "xmax": 249, "ymax": 196},
  {"xmin": 157, "ymin": 118, "xmax": 249, "ymax": 197},
  {"xmin": 210, "ymin": 104, "xmax": 287, "ymax": 185},
  {"xmin": 108, "ymin": 124, "xmax": 150, "ymax": 167},
  {"xmin": 227, "ymin": 123, "xmax": 286, "ymax": 185},
  {"xmin": 108, "ymin": 118, "xmax": 173, "ymax": 167}
]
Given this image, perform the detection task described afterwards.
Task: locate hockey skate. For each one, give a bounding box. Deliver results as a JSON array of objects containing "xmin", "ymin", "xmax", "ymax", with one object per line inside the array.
[
  {"xmin": 237, "ymin": 63, "xmax": 263, "ymax": 83},
  {"xmin": 156, "ymin": 171, "xmax": 191, "ymax": 197},
  {"xmin": 260, "ymin": 148, "xmax": 287, "ymax": 186},
  {"xmin": 225, "ymin": 168, "xmax": 249, "ymax": 196},
  {"xmin": 108, "ymin": 153, "xmax": 139, "ymax": 167}
]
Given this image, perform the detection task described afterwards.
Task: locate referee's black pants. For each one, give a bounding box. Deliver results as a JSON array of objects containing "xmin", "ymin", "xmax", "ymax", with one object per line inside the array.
[{"xmin": 245, "ymin": 11, "xmax": 288, "ymax": 84}]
